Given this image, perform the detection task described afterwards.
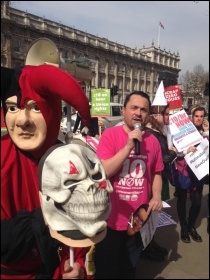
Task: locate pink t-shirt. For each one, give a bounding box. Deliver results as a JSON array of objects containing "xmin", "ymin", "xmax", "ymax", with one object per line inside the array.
[{"xmin": 96, "ymin": 125, "xmax": 164, "ymax": 231}]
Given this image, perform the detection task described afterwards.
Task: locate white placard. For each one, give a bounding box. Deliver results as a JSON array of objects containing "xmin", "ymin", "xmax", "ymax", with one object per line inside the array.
[
  {"xmin": 169, "ymin": 110, "xmax": 203, "ymax": 152},
  {"xmin": 185, "ymin": 138, "xmax": 209, "ymax": 180}
]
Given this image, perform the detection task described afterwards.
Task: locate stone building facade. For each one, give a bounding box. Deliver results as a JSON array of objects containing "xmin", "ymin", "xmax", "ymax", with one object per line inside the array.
[{"xmin": 1, "ymin": 1, "xmax": 180, "ymax": 103}]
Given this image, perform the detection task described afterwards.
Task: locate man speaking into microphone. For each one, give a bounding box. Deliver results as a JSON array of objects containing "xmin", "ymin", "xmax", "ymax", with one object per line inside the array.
[{"xmin": 94, "ymin": 91, "xmax": 164, "ymax": 279}]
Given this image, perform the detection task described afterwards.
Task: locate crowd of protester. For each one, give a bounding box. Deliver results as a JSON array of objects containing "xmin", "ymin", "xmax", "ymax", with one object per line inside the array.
[
  {"xmin": 76, "ymin": 96, "xmax": 209, "ymax": 277},
  {"xmin": 1, "ymin": 63, "xmax": 209, "ymax": 280}
]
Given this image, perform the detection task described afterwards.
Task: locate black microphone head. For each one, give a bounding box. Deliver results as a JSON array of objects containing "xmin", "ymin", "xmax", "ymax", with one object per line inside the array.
[{"xmin": 134, "ymin": 122, "xmax": 142, "ymax": 130}]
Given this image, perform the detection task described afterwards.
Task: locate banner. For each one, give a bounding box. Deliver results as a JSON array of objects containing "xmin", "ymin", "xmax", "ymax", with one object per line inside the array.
[{"xmin": 164, "ymin": 85, "xmax": 183, "ymax": 110}]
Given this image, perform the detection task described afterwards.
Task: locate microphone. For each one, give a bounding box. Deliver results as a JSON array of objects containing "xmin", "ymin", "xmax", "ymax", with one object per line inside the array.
[{"xmin": 134, "ymin": 123, "xmax": 142, "ymax": 155}]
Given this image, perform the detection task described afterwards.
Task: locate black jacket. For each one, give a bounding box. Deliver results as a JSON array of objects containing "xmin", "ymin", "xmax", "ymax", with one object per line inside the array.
[{"xmin": 145, "ymin": 127, "xmax": 177, "ymax": 180}]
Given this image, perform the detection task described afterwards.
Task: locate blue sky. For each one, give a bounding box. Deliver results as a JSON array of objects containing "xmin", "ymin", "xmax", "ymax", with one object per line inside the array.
[{"xmin": 12, "ymin": 1, "xmax": 209, "ymax": 76}]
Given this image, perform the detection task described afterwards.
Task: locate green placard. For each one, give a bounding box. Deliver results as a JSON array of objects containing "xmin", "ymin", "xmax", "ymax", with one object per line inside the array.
[{"xmin": 91, "ymin": 88, "xmax": 111, "ymax": 116}]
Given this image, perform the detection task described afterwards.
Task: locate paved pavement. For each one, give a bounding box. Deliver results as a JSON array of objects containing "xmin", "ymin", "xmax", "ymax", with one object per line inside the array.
[{"xmin": 135, "ymin": 184, "xmax": 209, "ymax": 279}]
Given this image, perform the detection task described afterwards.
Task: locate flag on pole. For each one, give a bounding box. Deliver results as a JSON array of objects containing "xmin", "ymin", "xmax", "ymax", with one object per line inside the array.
[{"xmin": 159, "ymin": 21, "xmax": 164, "ymax": 29}]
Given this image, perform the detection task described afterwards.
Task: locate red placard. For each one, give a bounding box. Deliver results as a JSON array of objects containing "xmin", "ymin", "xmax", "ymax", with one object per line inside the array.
[{"xmin": 164, "ymin": 85, "xmax": 183, "ymax": 110}]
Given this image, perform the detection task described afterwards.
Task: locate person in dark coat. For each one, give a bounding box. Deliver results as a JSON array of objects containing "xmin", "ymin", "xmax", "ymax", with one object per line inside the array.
[{"xmin": 141, "ymin": 104, "xmax": 177, "ymax": 261}]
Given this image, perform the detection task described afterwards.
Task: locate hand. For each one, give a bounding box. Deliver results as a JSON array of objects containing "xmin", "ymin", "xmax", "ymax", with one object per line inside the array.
[
  {"xmin": 126, "ymin": 129, "xmax": 144, "ymax": 150},
  {"xmin": 147, "ymin": 197, "xmax": 162, "ymax": 215},
  {"xmin": 81, "ymin": 126, "xmax": 89, "ymax": 135},
  {"xmin": 202, "ymin": 119, "xmax": 209, "ymax": 132},
  {"xmin": 62, "ymin": 260, "xmax": 85, "ymax": 279},
  {"xmin": 187, "ymin": 146, "xmax": 197, "ymax": 154},
  {"xmin": 98, "ymin": 120, "xmax": 103, "ymax": 126},
  {"xmin": 169, "ymin": 146, "xmax": 177, "ymax": 153}
]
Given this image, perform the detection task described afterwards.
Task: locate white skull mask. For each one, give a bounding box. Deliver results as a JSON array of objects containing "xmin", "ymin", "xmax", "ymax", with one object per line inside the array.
[{"xmin": 39, "ymin": 143, "xmax": 113, "ymax": 240}]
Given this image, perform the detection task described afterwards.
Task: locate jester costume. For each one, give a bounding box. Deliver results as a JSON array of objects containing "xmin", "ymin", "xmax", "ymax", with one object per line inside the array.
[{"xmin": 1, "ymin": 65, "xmax": 91, "ymax": 279}]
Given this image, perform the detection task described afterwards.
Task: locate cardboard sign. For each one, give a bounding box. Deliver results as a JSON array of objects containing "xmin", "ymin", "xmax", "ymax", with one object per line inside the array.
[
  {"xmin": 165, "ymin": 85, "xmax": 182, "ymax": 110},
  {"xmin": 169, "ymin": 110, "xmax": 203, "ymax": 152},
  {"xmin": 91, "ymin": 88, "xmax": 111, "ymax": 117},
  {"xmin": 185, "ymin": 138, "xmax": 209, "ymax": 180}
]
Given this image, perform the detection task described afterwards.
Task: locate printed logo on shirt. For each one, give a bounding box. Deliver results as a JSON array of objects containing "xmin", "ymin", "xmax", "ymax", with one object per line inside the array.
[{"xmin": 114, "ymin": 152, "xmax": 148, "ymax": 201}]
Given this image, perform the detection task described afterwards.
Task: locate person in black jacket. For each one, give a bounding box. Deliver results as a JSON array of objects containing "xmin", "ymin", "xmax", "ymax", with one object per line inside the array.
[
  {"xmin": 175, "ymin": 105, "xmax": 209, "ymax": 243},
  {"xmin": 73, "ymin": 109, "xmax": 100, "ymax": 139},
  {"xmin": 140, "ymin": 104, "xmax": 177, "ymax": 261},
  {"xmin": 145, "ymin": 104, "xmax": 177, "ymax": 200}
]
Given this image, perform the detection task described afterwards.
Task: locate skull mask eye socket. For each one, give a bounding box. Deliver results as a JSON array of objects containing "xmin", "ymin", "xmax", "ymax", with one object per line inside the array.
[
  {"xmin": 92, "ymin": 172, "xmax": 103, "ymax": 181},
  {"xmin": 84, "ymin": 155, "xmax": 104, "ymax": 182}
]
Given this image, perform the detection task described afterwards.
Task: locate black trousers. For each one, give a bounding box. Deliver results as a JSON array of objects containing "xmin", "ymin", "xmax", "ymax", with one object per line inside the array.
[
  {"xmin": 176, "ymin": 185, "xmax": 203, "ymax": 226},
  {"xmin": 94, "ymin": 227, "xmax": 143, "ymax": 279}
]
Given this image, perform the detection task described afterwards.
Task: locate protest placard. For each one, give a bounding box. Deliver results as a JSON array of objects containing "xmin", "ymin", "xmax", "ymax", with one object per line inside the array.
[
  {"xmin": 164, "ymin": 84, "xmax": 182, "ymax": 110},
  {"xmin": 169, "ymin": 109, "xmax": 203, "ymax": 152},
  {"xmin": 91, "ymin": 88, "xmax": 111, "ymax": 117},
  {"xmin": 185, "ymin": 138, "xmax": 209, "ymax": 180}
]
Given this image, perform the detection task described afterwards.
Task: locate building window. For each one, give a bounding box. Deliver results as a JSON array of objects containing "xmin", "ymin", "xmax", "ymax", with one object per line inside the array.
[{"xmin": 14, "ymin": 40, "xmax": 21, "ymax": 52}]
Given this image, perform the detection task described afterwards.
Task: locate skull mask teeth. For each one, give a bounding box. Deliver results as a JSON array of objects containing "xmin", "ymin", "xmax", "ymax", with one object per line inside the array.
[{"xmin": 39, "ymin": 144, "xmax": 113, "ymax": 239}]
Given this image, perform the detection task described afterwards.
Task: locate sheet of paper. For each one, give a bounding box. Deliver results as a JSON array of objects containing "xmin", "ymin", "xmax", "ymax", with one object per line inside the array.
[{"xmin": 140, "ymin": 210, "xmax": 176, "ymax": 248}]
